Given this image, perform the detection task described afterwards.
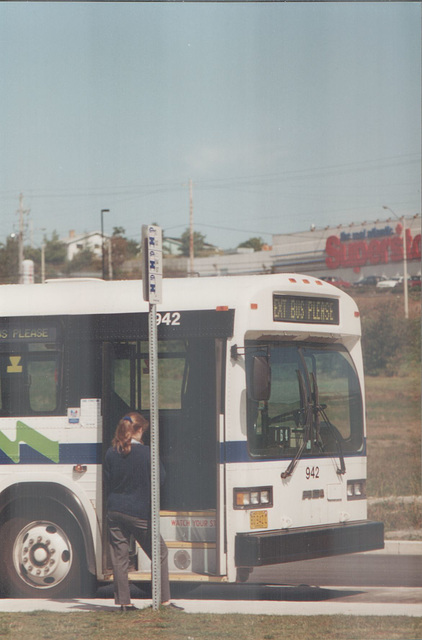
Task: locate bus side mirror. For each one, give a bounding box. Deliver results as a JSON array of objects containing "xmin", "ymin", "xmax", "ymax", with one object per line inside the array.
[{"xmin": 250, "ymin": 355, "xmax": 271, "ymax": 402}]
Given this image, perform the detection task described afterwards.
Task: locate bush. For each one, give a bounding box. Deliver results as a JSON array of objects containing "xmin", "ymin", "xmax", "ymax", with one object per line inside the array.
[{"xmin": 361, "ymin": 297, "xmax": 419, "ymax": 376}]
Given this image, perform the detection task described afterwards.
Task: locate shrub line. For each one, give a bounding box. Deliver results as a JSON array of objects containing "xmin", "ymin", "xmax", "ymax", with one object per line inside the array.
[{"xmin": 368, "ymin": 495, "xmax": 422, "ymax": 505}]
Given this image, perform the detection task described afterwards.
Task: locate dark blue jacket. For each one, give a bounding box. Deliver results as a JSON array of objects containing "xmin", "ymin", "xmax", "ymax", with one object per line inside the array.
[{"xmin": 104, "ymin": 441, "xmax": 165, "ymax": 520}]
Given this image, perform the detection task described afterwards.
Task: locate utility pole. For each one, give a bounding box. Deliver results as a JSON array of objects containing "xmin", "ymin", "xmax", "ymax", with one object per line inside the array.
[
  {"xmin": 107, "ymin": 237, "xmax": 113, "ymax": 280},
  {"xmin": 41, "ymin": 244, "xmax": 45, "ymax": 283},
  {"xmin": 382, "ymin": 206, "xmax": 409, "ymax": 319},
  {"xmin": 41, "ymin": 228, "xmax": 46, "ymax": 284},
  {"xmin": 401, "ymin": 216, "xmax": 409, "ymax": 320},
  {"xmin": 101, "ymin": 209, "xmax": 109, "ymax": 280},
  {"xmin": 189, "ymin": 179, "xmax": 194, "ymax": 275},
  {"xmin": 17, "ymin": 194, "xmax": 29, "ymax": 284}
]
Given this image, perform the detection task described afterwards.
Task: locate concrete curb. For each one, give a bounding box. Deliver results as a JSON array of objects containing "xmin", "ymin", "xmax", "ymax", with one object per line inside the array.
[
  {"xmin": 0, "ymin": 597, "xmax": 420, "ymax": 617},
  {"xmin": 366, "ymin": 540, "xmax": 422, "ymax": 556}
]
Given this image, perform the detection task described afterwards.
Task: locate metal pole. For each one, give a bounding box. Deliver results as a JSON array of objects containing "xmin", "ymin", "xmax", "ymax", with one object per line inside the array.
[
  {"xmin": 108, "ymin": 237, "xmax": 113, "ymax": 280},
  {"xmin": 142, "ymin": 224, "xmax": 163, "ymax": 610},
  {"xmin": 149, "ymin": 302, "xmax": 161, "ymax": 610},
  {"xmin": 101, "ymin": 209, "xmax": 109, "ymax": 280},
  {"xmin": 189, "ymin": 179, "xmax": 194, "ymax": 275},
  {"xmin": 382, "ymin": 206, "xmax": 409, "ymax": 319},
  {"xmin": 402, "ymin": 216, "xmax": 409, "ymax": 320},
  {"xmin": 18, "ymin": 194, "xmax": 25, "ymax": 284},
  {"xmin": 41, "ymin": 244, "xmax": 45, "ymax": 283}
]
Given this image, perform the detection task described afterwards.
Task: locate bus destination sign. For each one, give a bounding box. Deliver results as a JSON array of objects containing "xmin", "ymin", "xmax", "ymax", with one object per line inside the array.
[
  {"xmin": 273, "ymin": 295, "xmax": 340, "ymax": 325},
  {"xmin": 0, "ymin": 325, "xmax": 57, "ymax": 342}
]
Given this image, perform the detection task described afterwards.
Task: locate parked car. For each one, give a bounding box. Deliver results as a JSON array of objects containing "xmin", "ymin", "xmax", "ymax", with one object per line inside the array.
[
  {"xmin": 376, "ymin": 276, "xmax": 403, "ymax": 290},
  {"xmin": 319, "ymin": 275, "xmax": 351, "ymax": 288},
  {"xmin": 392, "ymin": 275, "xmax": 420, "ymax": 293},
  {"xmin": 353, "ymin": 275, "xmax": 387, "ymax": 287},
  {"xmin": 410, "ymin": 275, "xmax": 421, "ymax": 289}
]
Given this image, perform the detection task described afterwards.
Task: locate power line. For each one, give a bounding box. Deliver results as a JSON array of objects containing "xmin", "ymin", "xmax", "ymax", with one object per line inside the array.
[{"xmin": 0, "ymin": 152, "xmax": 419, "ymax": 203}]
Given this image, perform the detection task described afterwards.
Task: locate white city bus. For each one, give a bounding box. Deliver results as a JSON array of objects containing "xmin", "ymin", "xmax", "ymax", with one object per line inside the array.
[{"xmin": 0, "ymin": 274, "xmax": 383, "ymax": 596}]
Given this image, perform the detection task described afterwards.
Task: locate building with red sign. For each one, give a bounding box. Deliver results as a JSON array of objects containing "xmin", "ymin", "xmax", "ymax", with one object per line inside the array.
[
  {"xmin": 272, "ymin": 215, "xmax": 421, "ymax": 283},
  {"xmin": 162, "ymin": 215, "xmax": 420, "ymax": 281}
]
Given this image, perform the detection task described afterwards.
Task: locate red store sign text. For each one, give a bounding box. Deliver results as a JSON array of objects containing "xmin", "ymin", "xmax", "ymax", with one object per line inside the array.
[{"xmin": 325, "ymin": 224, "xmax": 421, "ymax": 270}]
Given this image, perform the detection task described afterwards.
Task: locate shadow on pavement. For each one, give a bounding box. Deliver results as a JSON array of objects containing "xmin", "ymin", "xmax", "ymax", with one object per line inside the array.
[{"xmin": 96, "ymin": 581, "xmax": 363, "ymax": 603}]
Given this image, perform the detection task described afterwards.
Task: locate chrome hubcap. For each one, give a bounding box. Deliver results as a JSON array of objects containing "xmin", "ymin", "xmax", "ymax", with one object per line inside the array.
[{"xmin": 13, "ymin": 521, "xmax": 72, "ymax": 588}]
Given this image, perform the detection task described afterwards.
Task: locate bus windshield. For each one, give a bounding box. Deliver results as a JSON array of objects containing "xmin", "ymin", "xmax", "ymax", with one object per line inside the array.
[{"xmin": 246, "ymin": 342, "xmax": 363, "ymax": 459}]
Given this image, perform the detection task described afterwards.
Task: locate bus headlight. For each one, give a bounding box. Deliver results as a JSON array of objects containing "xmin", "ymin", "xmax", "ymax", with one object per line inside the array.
[
  {"xmin": 347, "ymin": 479, "xmax": 366, "ymax": 500},
  {"xmin": 234, "ymin": 486, "xmax": 273, "ymax": 510},
  {"xmin": 260, "ymin": 490, "xmax": 271, "ymax": 505}
]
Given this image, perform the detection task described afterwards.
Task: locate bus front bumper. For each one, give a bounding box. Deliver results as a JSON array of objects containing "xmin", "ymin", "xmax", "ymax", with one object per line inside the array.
[{"xmin": 235, "ymin": 520, "xmax": 384, "ymax": 567}]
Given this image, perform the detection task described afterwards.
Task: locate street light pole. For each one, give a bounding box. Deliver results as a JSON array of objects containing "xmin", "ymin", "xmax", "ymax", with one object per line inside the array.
[
  {"xmin": 40, "ymin": 227, "xmax": 46, "ymax": 284},
  {"xmin": 382, "ymin": 205, "xmax": 409, "ymax": 319},
  {"xmin": 101, "ymin": 209, "xmax": 109, "ymax": 280},
  {"xmin": 189, "ymin": 179, "xmax": 194, "ymax": 276},
  {"xmin": 17, "ymin": 193, "xmax": 29, "ymax": 284}
]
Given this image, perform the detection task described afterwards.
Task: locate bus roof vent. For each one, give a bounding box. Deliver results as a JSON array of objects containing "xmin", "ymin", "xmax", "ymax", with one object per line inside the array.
[{"xmin": 45, "ymin": 278, "xmax": 104, "ymax": 284}]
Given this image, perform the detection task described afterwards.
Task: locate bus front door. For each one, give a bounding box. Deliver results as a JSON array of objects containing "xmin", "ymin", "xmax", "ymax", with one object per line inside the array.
[{"xmin": 102, "ymin": 338, "xmax": 222, "ymax": 581}]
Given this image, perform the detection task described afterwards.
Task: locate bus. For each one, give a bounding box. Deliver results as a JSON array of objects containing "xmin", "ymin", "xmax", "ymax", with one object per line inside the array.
[{"xmin": 0, "ymin": 274, "xmax": 383, "ymax": 597}]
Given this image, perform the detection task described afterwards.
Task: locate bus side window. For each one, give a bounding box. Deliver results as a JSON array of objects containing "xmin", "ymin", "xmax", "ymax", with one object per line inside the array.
[
  {"xmin": 112, "ymin": 356, "xmax": 132, "ymax": 408},
  {"xmin": 0, "ymin": 352, "xmax": 24, "ymax": 416},
  {"xmin": 0, "ymin": 348, "xmax": 61, "ymax": 416},
  {"xmin": 139, "ymin": 340, "xmax": 186, "ymax": 411},
  {"xmin": 27, "ymin": 357, "xmax": 59, "ymax": 412}
]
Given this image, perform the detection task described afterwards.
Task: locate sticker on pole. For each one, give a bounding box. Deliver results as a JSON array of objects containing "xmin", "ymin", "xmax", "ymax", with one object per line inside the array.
[{"xmin": 142, "ymin": 225, "xmax": 163, "ymax": 304}]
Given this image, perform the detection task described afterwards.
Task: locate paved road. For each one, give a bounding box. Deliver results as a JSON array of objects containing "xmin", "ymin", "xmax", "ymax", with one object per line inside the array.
[
  {"xmin": 0, "ymin": 546, "xmax": 420, "ymax": 617},
  {"xmin": 249, "ymin": 553, "xmax": 422, "ymax": 588}
]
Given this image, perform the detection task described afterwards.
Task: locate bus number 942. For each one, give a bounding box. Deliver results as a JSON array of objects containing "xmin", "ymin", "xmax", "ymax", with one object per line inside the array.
[
  {"xmin": 306, "ymin": 466, "xmax": 320, "ymax": 480},
  {"xmin": 156, "ymin": 312, "xmax": 181, "ymax": 326}
]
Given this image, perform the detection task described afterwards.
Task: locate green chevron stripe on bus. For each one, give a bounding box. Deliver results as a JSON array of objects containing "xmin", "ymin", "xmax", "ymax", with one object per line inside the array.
[{"xmin": 0, "ymin": 420, "xmax": 59, "ymax": 463}]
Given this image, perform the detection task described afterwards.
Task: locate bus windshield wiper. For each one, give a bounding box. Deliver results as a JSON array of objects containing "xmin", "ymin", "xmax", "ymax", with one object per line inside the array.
[
  {"xmin": 281, "ymin": 370, "xmax": 346, "ymax": 480},
  {"xmin": 281, "ymin": 370, "xmax": 312, "ymax": 479},
  {"xmin": 311, "ymin": 372, "xmax": 346, "ymax": 476}
]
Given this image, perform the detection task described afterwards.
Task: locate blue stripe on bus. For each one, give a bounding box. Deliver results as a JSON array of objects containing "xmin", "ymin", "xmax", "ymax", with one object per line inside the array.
[
  {"xmin": 222, "ymin": 441, "xmax": 250, "ymax": 463},
  {"xmin": 0, "ymin": 441, "xmax": 366, "ymax": 466},
  {"xmin": 0, "ymin": 443, "xmax": 102, "ymax": 465},
  {"xmin": 220, "ymin": 440, "xmax": 367, "ymax": 464}
]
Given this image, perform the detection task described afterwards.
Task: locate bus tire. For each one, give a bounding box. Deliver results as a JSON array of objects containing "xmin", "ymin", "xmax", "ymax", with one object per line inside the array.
[{"xmin": 0, "ymin": 506, "xmax": 85, "ymax": 598}]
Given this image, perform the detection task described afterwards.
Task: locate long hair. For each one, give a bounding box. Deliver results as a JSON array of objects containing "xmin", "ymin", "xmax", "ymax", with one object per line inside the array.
[{"xmin": 112, "ymin": 412, "xmax": 149, "ymax": 456}]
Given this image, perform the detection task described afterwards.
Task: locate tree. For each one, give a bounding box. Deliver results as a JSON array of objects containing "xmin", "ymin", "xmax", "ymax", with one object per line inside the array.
[
  {"xmin": 0, "ymin": 236, "xmax": 19, "ymax": 284},
  {"xmin": 237, "ymin": 237, "xmax": 265, "ymax": 252},
  {"xmin": 112, "ymin": 227, "xmax": 139, "ymax": 259},
  {"xmin": 44, "ymin": 231, "xmax": 67, "ymax": 265},
  {"xmin": 63, "ymin": 248, "xmax": 99, "ymax": 274},
  {"xmin": 178, "ymin": 228, "xmax": 207, "ymax": 257},
  {"xmin": 109, "ymin": 227, "xmax": 140, "ymax": 278}
]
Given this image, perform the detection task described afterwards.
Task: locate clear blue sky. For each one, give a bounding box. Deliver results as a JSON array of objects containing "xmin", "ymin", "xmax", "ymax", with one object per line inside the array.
[{"xmin": 0, "ymin": 2, "xmax": 420, "ymax": 250}]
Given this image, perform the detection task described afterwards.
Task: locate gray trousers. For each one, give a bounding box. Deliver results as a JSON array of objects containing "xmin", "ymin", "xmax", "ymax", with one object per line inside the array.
[{"xmin": 107, "ymin": 510, "xmax": 171, "ymax": 605}]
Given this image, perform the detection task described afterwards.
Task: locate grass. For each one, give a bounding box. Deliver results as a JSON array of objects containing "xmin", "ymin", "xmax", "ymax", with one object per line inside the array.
[
  {"xmin": 369, "ymin": 499, "xmax": 421, "ymax": 537},
  {"xmin": 352, "ymin": 290, "xmax": 421, "ymax": 533},
  {"xmin": 365, "ymin": 368, "xmax": 421, "ymax": 533},
  {"xmin": 0, "ymin": 611, "xmax": 421, "ymax": 640},
  {"xmin": 365, "ymin": 369, "xmax": 421, "ymax": 499}
]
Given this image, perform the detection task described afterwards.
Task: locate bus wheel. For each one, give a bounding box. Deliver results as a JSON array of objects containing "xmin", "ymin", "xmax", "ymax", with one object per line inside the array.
[{"xmin": 0, "ymin": 510, "xmax": 82, "ymax": 598}]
